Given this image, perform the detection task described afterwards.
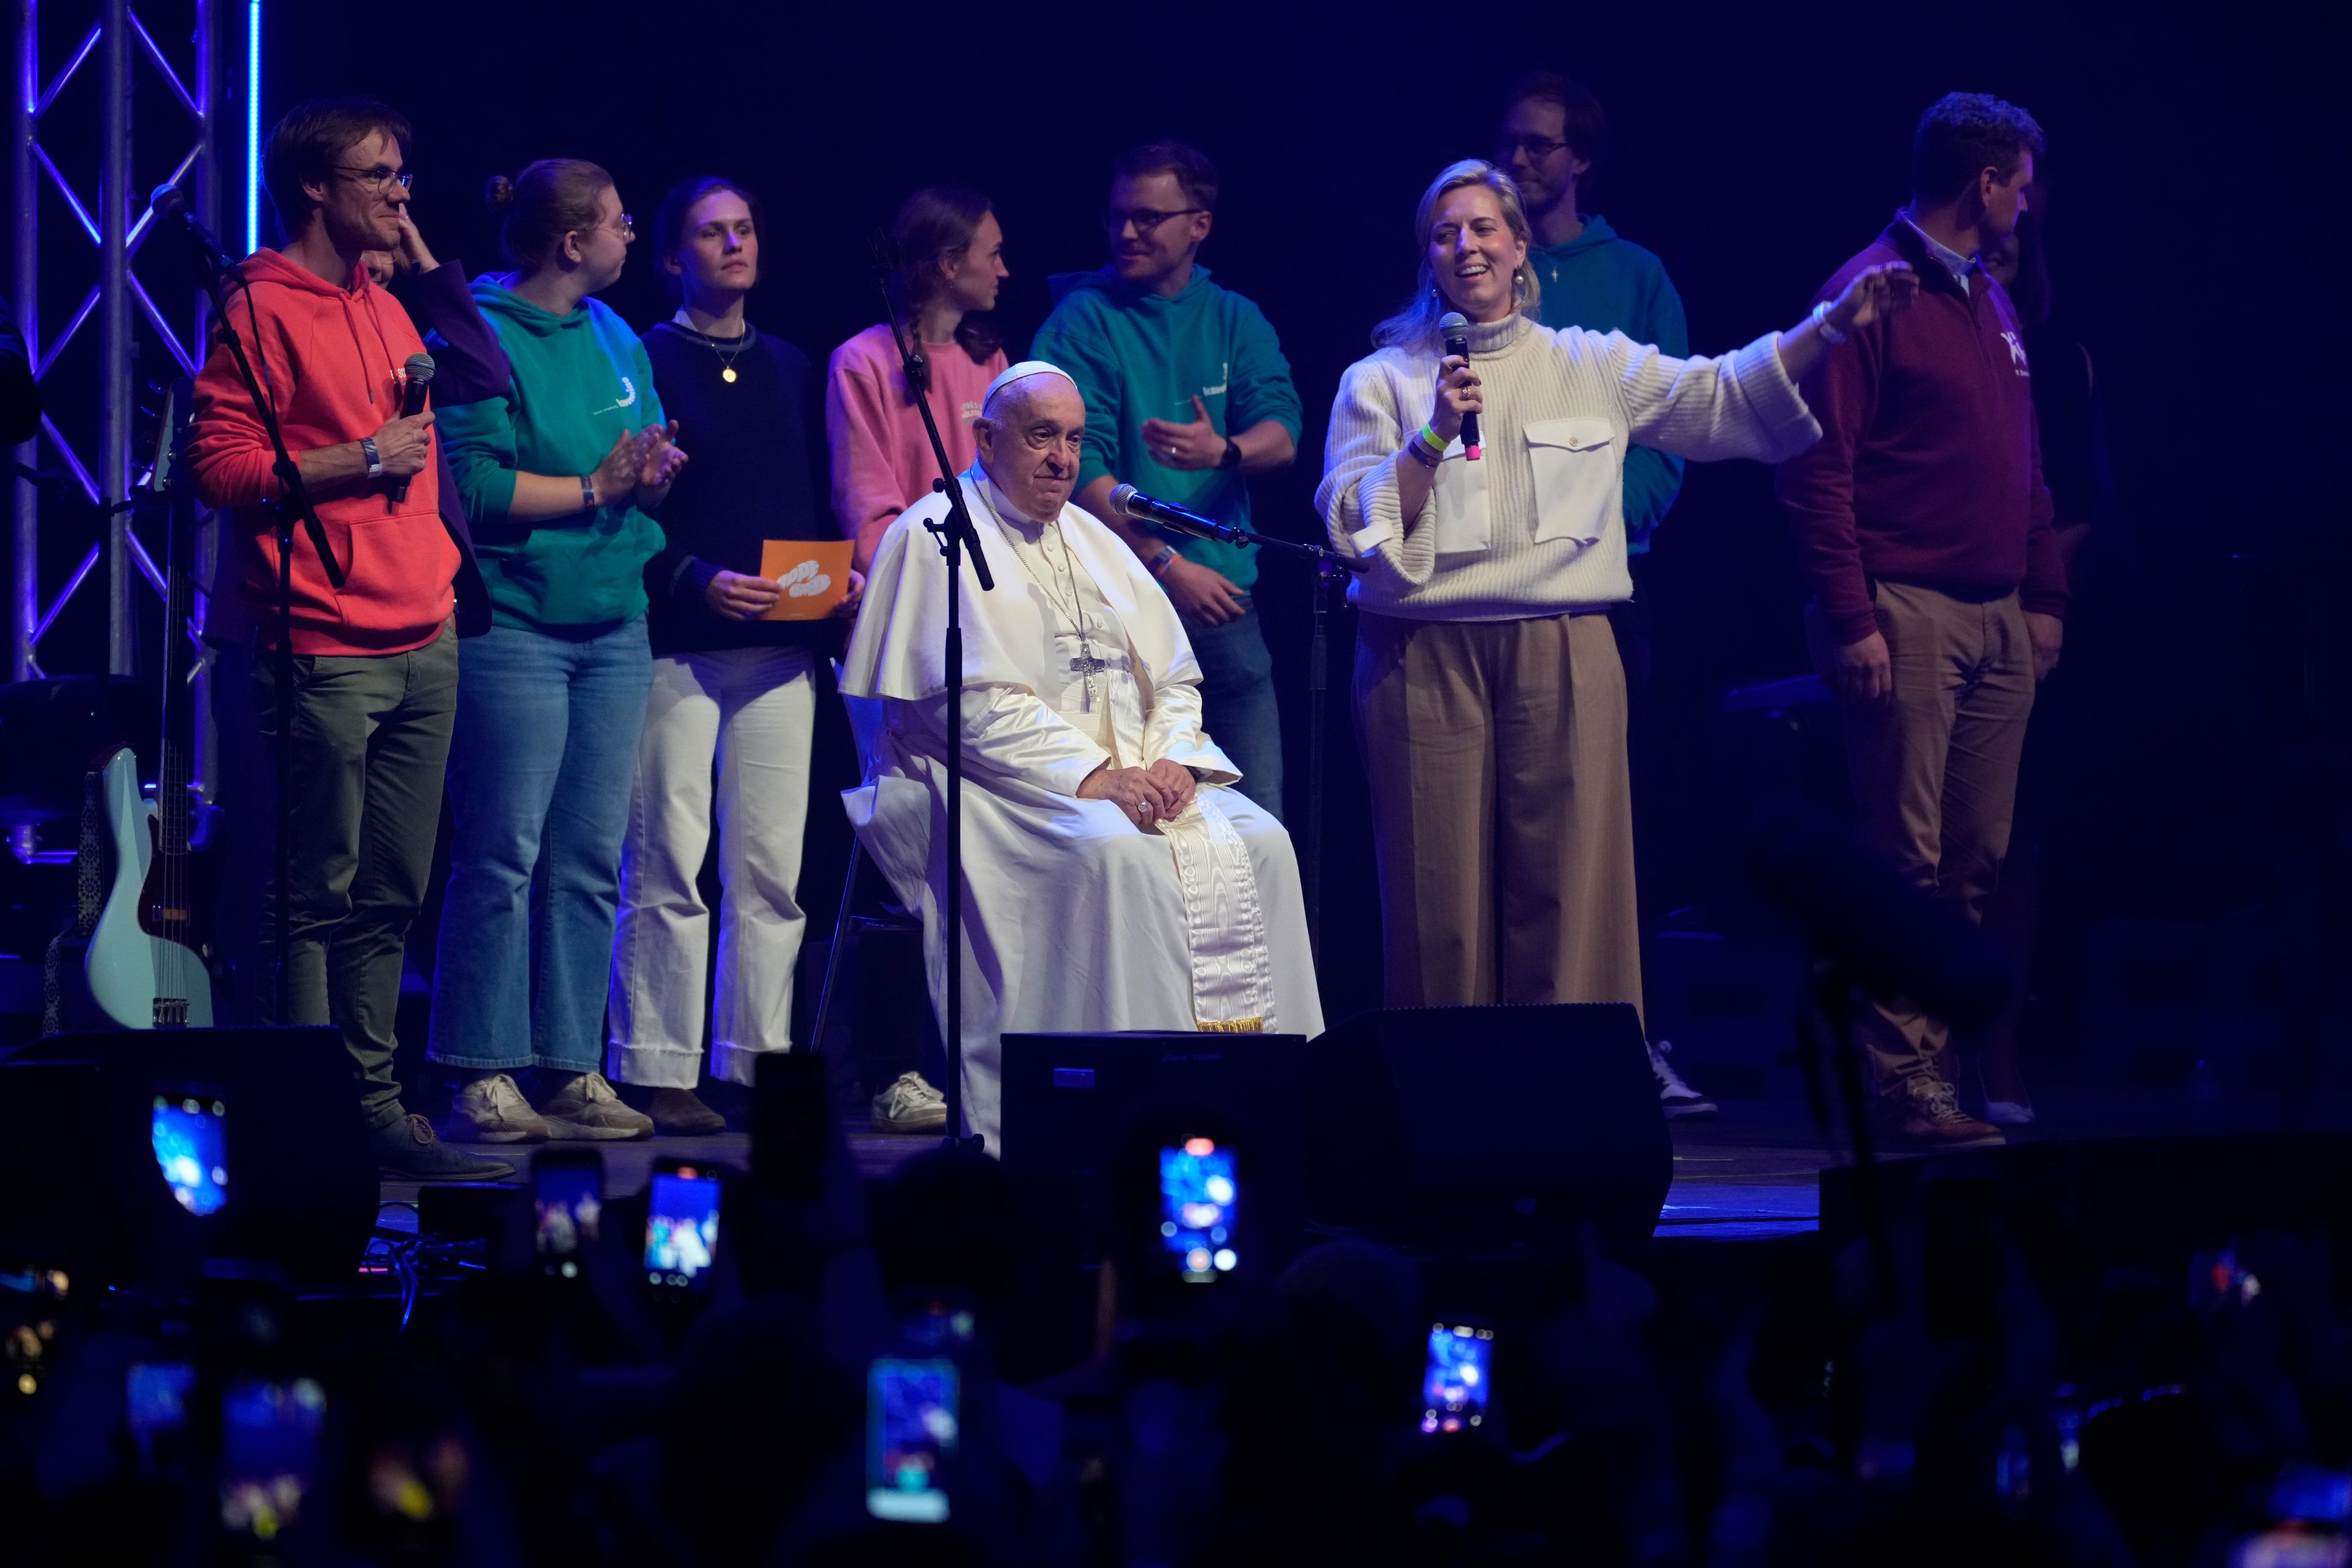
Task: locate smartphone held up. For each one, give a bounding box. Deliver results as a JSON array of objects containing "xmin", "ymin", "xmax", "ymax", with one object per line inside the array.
[{"xmin": 1422, "ymin": 1322, "xmax": 1494, "ymax": 1435}]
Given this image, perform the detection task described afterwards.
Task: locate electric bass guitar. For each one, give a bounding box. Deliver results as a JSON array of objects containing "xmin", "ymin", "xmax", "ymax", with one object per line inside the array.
[{"xmin": 84, "ymin": 379, "xmax": 217, "ymax": 1028}]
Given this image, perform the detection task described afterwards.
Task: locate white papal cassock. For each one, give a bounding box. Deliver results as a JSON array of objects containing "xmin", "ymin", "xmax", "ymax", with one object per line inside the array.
[{"xmin": 839, "ymin": 466, "xmax": 1324, "ymax": 1153}]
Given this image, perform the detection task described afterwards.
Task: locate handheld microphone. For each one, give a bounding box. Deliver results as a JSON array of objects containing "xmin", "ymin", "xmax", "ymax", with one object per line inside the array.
[
  {"xmin": 1111, "ymin": 484, "xmax": 1372, "ymax": 575},
  {"xmin": 1438, "ymin": 311, "xmax": 1480, "ymax": 461},
  {"xmin": 148, "ymin": 183, "xmax": 240, "ymax": 278},
  {"xmin": 390, "ymin": 353, "xmax": 434, "ymax": 502}
]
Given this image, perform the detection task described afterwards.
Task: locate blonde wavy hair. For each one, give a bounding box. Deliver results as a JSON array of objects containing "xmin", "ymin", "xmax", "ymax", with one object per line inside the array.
[{"xmin": 1371, "ymin": 159, "xmax": 1543, "ymax": 349}]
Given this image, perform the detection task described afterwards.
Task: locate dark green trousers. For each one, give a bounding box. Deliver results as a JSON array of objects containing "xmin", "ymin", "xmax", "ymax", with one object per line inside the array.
[{"xmin": 254, "ymin": 624, "xmax": 457, "ymax": 1130}]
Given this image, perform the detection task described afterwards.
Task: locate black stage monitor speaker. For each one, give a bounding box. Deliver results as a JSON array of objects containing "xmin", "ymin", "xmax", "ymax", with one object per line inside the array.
[
  {"xmin": 0, "ymin": 1027, "xmax": 379, "ymax": 1288},
  {"xmin": 1000, "ymin": 1031, "xmax": 1310, "ymax": 1275},
  {"xmin": 1308, "ymin": 1003, "xmax": 1672, "ymax": 1252},
  {"xmin": 1822, "ymin": 1133, "xmax": 2352, "ymax": 1273}
]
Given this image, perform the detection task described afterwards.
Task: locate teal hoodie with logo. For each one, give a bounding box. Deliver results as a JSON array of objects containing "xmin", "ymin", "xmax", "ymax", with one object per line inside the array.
[
  {"xmin": 1031, "ymin": 265, "xmax": 1300, "ymax": 590},
  {"xmin": 1528, "ymin": 215, "xmax": 1687, "ymax": 553},
  {"xmin": 438, "ymin": 276, "xmax": 666, "ymax": 629}
]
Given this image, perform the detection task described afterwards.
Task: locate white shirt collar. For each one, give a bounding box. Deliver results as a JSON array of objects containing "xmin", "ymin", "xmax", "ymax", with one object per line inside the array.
[{"xmin": 1899, "ymin": 213, "xmax": 1978, "ymax": 293}]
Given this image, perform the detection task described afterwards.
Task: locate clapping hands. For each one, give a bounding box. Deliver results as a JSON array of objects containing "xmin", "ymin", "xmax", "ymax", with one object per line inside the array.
[
  {"xmin": 587, "ymin": 421, "xmax": 688, "ymax": 510},
  {"xmin": 637, "ymin": 419, "xmax": 687, "ymax": 492}
]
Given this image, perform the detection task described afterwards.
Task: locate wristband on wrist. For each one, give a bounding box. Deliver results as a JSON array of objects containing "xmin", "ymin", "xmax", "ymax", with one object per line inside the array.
[
  {"xmin": 360, "ymin": 436, "xmax": 383, "ymax": 479},
  {"xmin": 1147, "ymin": 545, "xmax": 1178, "ymax": 577},
  {"xmin": 1404, "ymin": 437, "xmax": 1441, "ymax": 470},
  {"xmin": 1407, "ymin": 422, "xmax": 1449, "ymax": 467},
  {"xmin": 581, "ymin": 473, "xmax": 598, "ymax": 512},
  {"xmin": 1812, "ymin": 300, "xmax": 1849, "ymax": 345}
]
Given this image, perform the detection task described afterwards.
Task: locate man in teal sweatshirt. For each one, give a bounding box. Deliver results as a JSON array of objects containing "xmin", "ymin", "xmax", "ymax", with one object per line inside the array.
[
  {"xmin": 1499, "ymin": 72, "xmax": 1689, "ymax": 559},
  {"xmin": 1031, "ymin": 140, "xmax": 1302, "ymax": 821}
]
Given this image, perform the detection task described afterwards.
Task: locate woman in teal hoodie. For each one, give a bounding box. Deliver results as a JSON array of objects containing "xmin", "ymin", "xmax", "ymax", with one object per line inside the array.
[{"xmin": 428, "ymin": 158, "xmax": 683, "ymax": 1143}]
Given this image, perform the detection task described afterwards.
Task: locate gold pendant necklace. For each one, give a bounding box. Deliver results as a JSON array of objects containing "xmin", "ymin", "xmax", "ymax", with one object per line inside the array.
[{"xmin": 680, "ymin": 318, "xmax": 753, "ymax": 385}]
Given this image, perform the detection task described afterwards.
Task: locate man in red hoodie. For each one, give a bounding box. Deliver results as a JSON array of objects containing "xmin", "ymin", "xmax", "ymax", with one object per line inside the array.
[
  {"xmin": 189, "ymin": 97, "xmax": 507, "ymax": 1180},
  {"xmin": 1776, "ymin": 92, "xmax": 2068, "ymax": 1151}
]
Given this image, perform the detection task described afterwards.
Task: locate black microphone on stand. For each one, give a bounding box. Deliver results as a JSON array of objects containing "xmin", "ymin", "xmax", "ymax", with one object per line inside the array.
[
  {"xmin": 1438, "ymin": 310, "xmax": 1480, "ymax": 460},
  {"xmin": 390, "ymin": 352, "xmax": 434, "ymax": 503},
  {"xmin": 1108, "ymin": 483, "xmax": 1224, "ymax": 538},
  {"xmin": 148, "ymin": 183, "xmax": 242, "ymax": 280},
  {"xmin": 1112, "ymin": 484, "xmax": 1373, "ymax": 573}
]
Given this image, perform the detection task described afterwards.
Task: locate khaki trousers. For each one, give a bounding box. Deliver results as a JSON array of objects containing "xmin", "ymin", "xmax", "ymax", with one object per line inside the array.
[
  {"xmin": 1353, "ymin": 611, "xmax": 1640, "ymax": 1014},
  {"xmin": 1809, "ymin": 581, "xmax": 2035, "ymax": 1096}
]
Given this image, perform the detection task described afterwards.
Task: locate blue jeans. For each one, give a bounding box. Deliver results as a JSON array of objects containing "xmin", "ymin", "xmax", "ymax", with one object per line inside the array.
[
  {"xmin": 1186, "ymin": 601, "xmax": 1283, "ymax": 823},
  {"xmin": 428, "ymin": 617, "xmax": 653, "ymax": 1074}
]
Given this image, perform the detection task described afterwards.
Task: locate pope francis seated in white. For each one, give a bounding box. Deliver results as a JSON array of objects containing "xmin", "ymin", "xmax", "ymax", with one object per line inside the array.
[{"xmin": 840, "ymin": 361, "xmax": 1324, "ymax": 1152}]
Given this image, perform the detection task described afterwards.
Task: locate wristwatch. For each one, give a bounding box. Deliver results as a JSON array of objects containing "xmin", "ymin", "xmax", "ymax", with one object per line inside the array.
[
  {"xmin": 1217, "ymin": 434, "xmax": 1243, "ymax": 470},
  {"xmin": 360, "ymin": 436, "xmax": 383, "ymax": 479}
]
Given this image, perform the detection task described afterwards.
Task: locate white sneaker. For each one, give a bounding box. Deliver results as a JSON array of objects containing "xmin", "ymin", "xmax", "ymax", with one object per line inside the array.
[
  {"xmin": 447, "ymin": 1072, "xmax": 552, "ymax": 1144},
  {"xmin": 872, "ymin": 1071, "xmax": 947, "ymax": 1134},
  {"xmin": 1648, "ymin": 1039, "xmax": 1717, "ymax": 1118}
]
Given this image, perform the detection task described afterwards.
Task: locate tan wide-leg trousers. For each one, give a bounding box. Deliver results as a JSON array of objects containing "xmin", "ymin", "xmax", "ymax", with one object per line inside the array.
[
  {"xmin": 1353, "ymin": 610, "xmax": 1641, "ymax": 1015},
  {"xmin": 1808, "ymin": 581, "xmax": 2036, "ymax": 1097}
]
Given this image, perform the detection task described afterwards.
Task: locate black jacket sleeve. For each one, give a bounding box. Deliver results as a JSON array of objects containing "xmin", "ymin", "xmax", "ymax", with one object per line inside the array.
[{"xmin": 392, "ymin": 262, "xmax": 512, "ymax": 407}]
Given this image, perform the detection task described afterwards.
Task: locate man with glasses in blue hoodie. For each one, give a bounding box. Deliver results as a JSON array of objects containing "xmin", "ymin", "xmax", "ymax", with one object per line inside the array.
[
  {"xmin": 1032, "ymin": 141, "xmax": 1302, "ymax": 821},
  {"xmin": 1498, "ymin": 72, "xmax": 1717, "ymax": 1120}
]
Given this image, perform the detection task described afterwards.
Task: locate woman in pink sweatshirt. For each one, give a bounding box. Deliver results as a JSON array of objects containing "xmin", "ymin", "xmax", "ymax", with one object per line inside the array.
[{"xmin": 826, "ymin": 187, "xmax": 1009, "ymax": 576}]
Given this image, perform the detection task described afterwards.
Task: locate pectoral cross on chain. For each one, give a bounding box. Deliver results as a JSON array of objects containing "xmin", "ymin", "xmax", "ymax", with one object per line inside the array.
[{"xmin": 1070, "ymin": 651, "xmax": 1115, "ymax": 711}]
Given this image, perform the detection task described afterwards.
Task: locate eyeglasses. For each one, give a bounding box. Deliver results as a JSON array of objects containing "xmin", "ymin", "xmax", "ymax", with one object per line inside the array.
[
  {"xmin": 1103, "ymin": 206, "xmax": 1204, "ymax": 235},
  {"xmin": 333, "ymin": 164, "xmax": 413, "ymax": 192},
  {"xmin": 585, "ymin": 214, "xmax": 636, "ymax": 241},
  {"xmin": 1495, "ymin": 135, "xmax": 1572, "ymax": 162}
]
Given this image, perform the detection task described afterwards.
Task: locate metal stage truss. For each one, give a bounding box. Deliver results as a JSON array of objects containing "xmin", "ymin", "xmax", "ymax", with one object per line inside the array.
[{"xmin": 10, "ymin": 1, "xmax": 252, "ymax": 863}]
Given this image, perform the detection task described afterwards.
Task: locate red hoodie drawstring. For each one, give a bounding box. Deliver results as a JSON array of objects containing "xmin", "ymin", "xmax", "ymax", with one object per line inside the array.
[{"xmin": 339, "ymin": 289, "xmax": 377, "ymax": 405}]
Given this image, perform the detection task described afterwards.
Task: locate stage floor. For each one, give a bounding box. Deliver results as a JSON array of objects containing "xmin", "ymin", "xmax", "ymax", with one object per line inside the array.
[
  {"xmin": 381, "ymin": 1074, "xmax": 2352, "ymax": 1246},
  {"xmin": 386, "ymin": 1101, "xmax": 1839, "ymax": 1243}
]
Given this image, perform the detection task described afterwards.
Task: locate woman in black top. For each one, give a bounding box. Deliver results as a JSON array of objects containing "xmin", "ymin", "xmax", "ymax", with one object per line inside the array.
[{"xmin": 605, "ymin": 176, "xmax": 859, "ymax": 1134}]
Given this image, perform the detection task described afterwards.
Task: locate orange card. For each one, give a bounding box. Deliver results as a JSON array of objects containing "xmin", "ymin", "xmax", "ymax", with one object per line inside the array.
[{"xmin": 757, "ymin": 540, "xmax": 854, "ymax": 620}]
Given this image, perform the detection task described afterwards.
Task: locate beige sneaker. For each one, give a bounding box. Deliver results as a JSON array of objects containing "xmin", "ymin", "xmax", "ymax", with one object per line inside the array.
[
  {"xmin": 540, "ymin": 1071, "xmax": 654, "ymax": 1141},
  {"xmin": 1885, "ymin": 1077, "xmax": 2006, "ymax": 1150},
  {"xmin": 871, "ymin": 1071, "xmax": 947, "ymax": 1134},
  {"xmin": 447, "ymin": 1072, "xmax": 552, "ymax": 1144}
]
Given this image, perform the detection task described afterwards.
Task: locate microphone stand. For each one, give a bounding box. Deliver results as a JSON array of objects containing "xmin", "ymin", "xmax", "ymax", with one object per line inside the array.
[
  {"xmin": 870, "ymin": 247, "xmax": 993, "ymax": 1152},
  {"xmin": 174, "ymin": 219, "xmax": 344, "ymax": 1027},
  {"xmin": 1134, "ymin": 508, "xmax": 1356, "ymax": 962}
]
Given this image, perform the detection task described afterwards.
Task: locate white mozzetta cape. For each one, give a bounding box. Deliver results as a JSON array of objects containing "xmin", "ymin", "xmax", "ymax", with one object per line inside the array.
[{"xmin": 840, "ymin": 469, "xmax": 1324, "ymax": 1153}]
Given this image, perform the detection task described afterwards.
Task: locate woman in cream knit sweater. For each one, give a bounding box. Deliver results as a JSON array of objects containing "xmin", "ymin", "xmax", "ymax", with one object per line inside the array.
[{"xmin": 1317, "ymin": 158, "xmax": 1912, "ymax": 1019}]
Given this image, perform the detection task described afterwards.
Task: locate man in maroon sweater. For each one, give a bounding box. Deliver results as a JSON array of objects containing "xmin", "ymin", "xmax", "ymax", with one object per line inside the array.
[{"xmin": 1777, "ymin": 92, "xmax": 2068, "ymax": 1149}]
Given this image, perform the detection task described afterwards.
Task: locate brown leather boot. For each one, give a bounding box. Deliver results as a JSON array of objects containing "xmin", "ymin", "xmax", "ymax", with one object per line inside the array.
[{"xmin": 1884, "ymin": 1077, "xmax": 2005, "ymax": 1150}]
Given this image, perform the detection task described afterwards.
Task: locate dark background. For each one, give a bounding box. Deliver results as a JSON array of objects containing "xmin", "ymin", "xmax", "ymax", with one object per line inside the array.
[{"xmin": 10, "ymin": 0, "xmax": 2345, "ymax": 1049}]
